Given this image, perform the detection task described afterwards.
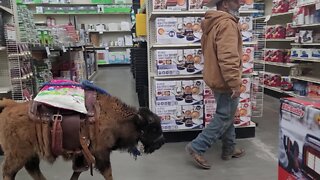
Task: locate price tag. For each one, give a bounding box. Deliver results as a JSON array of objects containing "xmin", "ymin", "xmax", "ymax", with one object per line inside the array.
[
  {"xmin": 99, "ymin": 31, "xmax": 103, "ymax": 34},
  {"xmin": 105, "ymin": 46, "xmax": 109, "ymax": 50},
  {"xmin": 62, "ymin": 46, "xmax": 67, "ymax": 53},
  {"xmin": 82, "ymin": 46, "xmax": 85, "ymax": 51},
  {"xmin": 264, "ymin": 15, "xmax": 271, "ymax": 22},
  {"xmin": 45, "ymin": 47, "xmax": 51, "ymax": 56}
]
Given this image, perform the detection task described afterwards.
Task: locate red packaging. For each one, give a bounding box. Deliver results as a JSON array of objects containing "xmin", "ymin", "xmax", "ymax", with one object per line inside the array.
[
  {"xmin": 279, "ymin": 98, "xmax": 320, "ymax": 180},
  {"xmin": 274, "ymin": 25, "xmax": 286, "ymax": 39},
  {"xmin": 265, "ymin": 26, "xmax": 275, "ymax": 39},
  {"xmin": 272, "ymin": 0, "xmax": 290, "ymax": 14},
  {"xmin": 286, "ymin": 23, "xmax": 296, "ymax": 38}
]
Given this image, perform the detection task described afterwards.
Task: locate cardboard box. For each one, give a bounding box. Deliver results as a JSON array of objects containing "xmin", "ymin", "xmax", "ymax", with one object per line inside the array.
[
  {"xmin": 204, "ymin": 97, "xmax": 216, "ymax": 126},
  {"xmin": 188, "ymin": 0, "xmax": 211, "ymax": 11},
  {"xmin": 155, "ymin": 49, "xmax": 204, "ymax": 76},
  {"xmin": 155, "ymin": 79, "xmax": 204, "ymax": 105},
  {"xmin": 156, "ymin": 103, "xmax": 204, "ymax": 131},
  {"xmin": 278, "ymin": 98, "xmax": 320, "ymax": 180},
  {"xmin": 153, "ymin": 0, "xmax": 187, "ymax": 11},
  {"xmin": 240, "ymin": 78, "xmax": 251, "ymax": 102},
  {"xmin": 156, "ymin": 17, "xmax": 202, "ymax": 44},
  {"xmin": 242, "ymin": 47, "xmax": 254, "ymax": 73}
]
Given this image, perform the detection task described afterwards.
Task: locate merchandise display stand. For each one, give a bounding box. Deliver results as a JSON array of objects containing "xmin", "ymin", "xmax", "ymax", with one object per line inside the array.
[
  {"xmin": 0, "ymin": 1, "xmax": 14, "ymax": 99},
  {"xmin": 18, "ymin": 0, "xmax": 134, "ymax": 66},
  {"xmin": 146, "ymin": 1, "xmax": 264, "ymax": 142}
]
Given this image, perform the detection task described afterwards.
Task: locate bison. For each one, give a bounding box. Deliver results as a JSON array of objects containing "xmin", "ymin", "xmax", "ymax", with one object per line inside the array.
[{"xmin": 0, "ymin": 93, "xmax": 165, "ymax": 180}]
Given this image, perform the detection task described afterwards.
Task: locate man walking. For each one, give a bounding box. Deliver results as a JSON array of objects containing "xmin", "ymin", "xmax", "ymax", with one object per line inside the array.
[{"xmin": 185, "ymin": 0, "xmax": 245, "ymax": 169}]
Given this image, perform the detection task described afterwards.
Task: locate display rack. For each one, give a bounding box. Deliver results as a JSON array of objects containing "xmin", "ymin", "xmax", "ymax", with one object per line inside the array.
[
  {"xmin": 258, "ymin": 0, "xmax": 320, "ymax": 98},
  {"xmin": 19, "ymin": 0, "xmax": 133, "ymax": 66},
  {"xmin": 146, "ymin": 1, "xmax": 263, "ymax": 139},
  {"xmin": 0, "ymin": 1, "xmax": 14, "ymax": 98}
]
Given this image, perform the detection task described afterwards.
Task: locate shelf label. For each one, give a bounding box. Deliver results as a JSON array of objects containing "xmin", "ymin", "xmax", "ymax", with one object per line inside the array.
[
  {"xmin": 62, "ymin": 46, "xmax": 67, "ymax": 53},
  {"xmin": 45, "ymin": 47, "xmax": 51, "ymax": 56},
  {"xmin": 82, "ymin": 46, "xmax": 85, "ymax": 51}
]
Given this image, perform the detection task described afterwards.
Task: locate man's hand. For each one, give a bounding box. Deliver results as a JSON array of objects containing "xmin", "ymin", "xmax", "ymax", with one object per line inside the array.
[{"xmin": 231, "ymin": 88, "xmax": 241, "ymax": 99}]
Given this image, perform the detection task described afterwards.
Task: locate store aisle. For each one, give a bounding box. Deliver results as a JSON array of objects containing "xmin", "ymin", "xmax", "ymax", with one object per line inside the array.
[{"xmin": 0, "ymin": 67, "xmax": 279, "ymax": 180}]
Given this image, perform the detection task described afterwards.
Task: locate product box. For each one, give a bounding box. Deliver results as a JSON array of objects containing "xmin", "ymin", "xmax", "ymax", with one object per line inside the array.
[
  {"xmin": 278, "ymin": 98, "xmax": 320, "ymax": 180},
  {"xmin": 189, "ymin": 0, "xmax": 210, "ymax": 11},
  {"xmin": 204, "ymin": 84, "xmax": 213, "ymax": 96},
  {"xmin": 242, "ymin": 47, "xmax": 254, "ymax": 73},
  {"xmin": 307, "ymin": 83, "xmax": 320, "ymax": 97},
  {"xmin": 240, "ymin": 78, "xmax": 251, "ymax": 102},
  {"xmin": 156, "ymin": 17, "xmax": 202, "ymax": 44},
  {"xmin": 156, "ymin": 103, "xmax": 204, "ymax": 131},
  {"xmin": 155, "ymin": 49, "xmax": 204, "ymax": 76},
  {"xmin": 204, "ymin": 96, "xmax": 216, "ymax": 126},
  {"xmin": 153, "ymin": 0, "xmax": 187, "ymax": 11},
  {"xmin": 239, "ymin": 16, "xmax": 253, "ymax": 42},
  {"xmin": 155, "ymin": 80, "xmax": 204, "ymax": 105}
]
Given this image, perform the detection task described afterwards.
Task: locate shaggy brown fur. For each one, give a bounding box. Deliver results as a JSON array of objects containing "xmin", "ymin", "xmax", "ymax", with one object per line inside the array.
[{"xmin": 0, "ymin": 94, "xmax": 164, "ymax": 180}]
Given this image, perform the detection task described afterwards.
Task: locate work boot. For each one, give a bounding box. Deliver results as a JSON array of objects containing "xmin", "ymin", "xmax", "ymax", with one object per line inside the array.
[
  {"xmin": 185, "ymin": 143, "xmax": 211, "ymax": 169},
  {"xmin": 221, "ymin": 148, "xmax": 245, "ymax": 160}
]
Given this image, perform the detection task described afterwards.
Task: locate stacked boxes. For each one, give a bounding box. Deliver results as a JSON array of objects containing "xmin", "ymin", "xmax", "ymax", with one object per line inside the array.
[
  {"xmin": 155, "ymin": 80, "xmax": 204, "ymax": 131},
  {"xmin": 156, "ymin": 17, "xmax": 203, "ymax": 44},
  {"xmin": 204, "ymin": 78, "xmax": 252, "ymax": 127},
  {"xmin": 242, "ymin": 47, "xmax": 254, "ymax": 73},
  {"xmin": 155, "ymin": 49, "xmax": 204, "ymax": 76},
  {"xmin": 278, "ymin": 98, "xmax": 320, "ymax": 180}
]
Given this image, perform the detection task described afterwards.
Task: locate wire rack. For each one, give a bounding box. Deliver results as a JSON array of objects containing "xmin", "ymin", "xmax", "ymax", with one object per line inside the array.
[
  {"xmin": 252, "ymin": 18, "xmax": 266, "ymax": 117},
  {"xmin": 5, "ymin": 24, "xmax": 34, "ymax": 101}
]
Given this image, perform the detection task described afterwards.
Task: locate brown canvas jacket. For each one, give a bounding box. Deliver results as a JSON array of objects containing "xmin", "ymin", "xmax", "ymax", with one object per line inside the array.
[{"xmin": 201, "ymin": 10, "xmax": 243, "ymax": 92}]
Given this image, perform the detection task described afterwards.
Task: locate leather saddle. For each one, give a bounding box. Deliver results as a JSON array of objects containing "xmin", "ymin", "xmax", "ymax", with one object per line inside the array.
[{"xmin": 28, "ymin": 90, "xmax": 97, "ymax": 172}]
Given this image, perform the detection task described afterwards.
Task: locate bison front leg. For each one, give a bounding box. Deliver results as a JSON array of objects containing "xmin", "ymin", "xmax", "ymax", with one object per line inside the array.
[{"xmin": 95, "ymin": 152, "xmax": 113, "ymax": 180}]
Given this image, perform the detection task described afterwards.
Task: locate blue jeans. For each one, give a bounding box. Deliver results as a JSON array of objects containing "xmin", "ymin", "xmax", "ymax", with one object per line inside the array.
[{"xmin": 191, "ymin": 91, "xmax": 239, "ymax": 155}]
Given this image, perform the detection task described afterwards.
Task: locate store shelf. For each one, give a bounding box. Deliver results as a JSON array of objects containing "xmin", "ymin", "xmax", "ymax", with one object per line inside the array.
[
  {"xmin": 265, "ymin": 38, "xmax": 294, "ymax": 42},
  {"xmin": 270, "ymin": 11, "xmax": 294, "ymax": 18},
  {"xmin": 151, "ymin": 43, "xmax": 201, "ymax": 49},
  {"xmin": 149, "ymin": 10, "xmax": 263, "ymax": 20},
  {"xmin": 23, "ymin": 3, "xmax": 133, "ymax": 6},
  {"xmin": 291, "ymin": 76, "xmax": 320, "ymax": 84},
  {"xmin": 34, "ymin": 12, "xmax": 130, "ymax": 15},
  {"xmin": 291, "ymin": 58, "xmax": 320, "ymax": 63},
  {"xmin": 151, "ymin": 73, "xmax": 203, "ymax": 80},
  {"xmin": 292, "ymin": 23, "xmax": 320, "ymax": 28},
  {"xmin": 88, "ymin": 30, "xmax": 131, "ymax": 33},
  {"xmin": 263, "ymin": 85, "xmax": 302, "ymax": 97},
  {"xmin": 291, "ymin": 43, "xmax": 320, "ymax": 46},
  {"xmin": 265, "ymin": 61, "xmax": 297, "ymax": 67},
  {"xmin": 0, "ymin": 5, "xmax": 13, "ymax": 15},
  {"xmin": 0, "ymin": 87, "xmax": 11, "ymax": 93},
  {"xmin": 243, "ymin": 41, "xmax": 258, "ymax": 45},
  {"xmin": 86, "ymin": 46, "xmax": 132, "ymax": 50},
  {"xmin": 253, "ymin": 60, "xmax": 297, "ymax": 67},
  {"xmin": 235, "ymin": 122, "xmax": 256, "ymax": 128}
]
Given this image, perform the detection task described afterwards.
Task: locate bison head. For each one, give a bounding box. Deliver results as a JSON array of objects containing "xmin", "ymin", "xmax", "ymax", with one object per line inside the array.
[{"xmin": 137, "ymin": 107, "xmax": 165, "ymax": 154}]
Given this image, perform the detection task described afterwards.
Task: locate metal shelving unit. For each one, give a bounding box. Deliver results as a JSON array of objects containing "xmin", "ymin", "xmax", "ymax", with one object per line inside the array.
[{"xmin": 147, "ymin": 1, "xmax": 259, "ymax": 136}]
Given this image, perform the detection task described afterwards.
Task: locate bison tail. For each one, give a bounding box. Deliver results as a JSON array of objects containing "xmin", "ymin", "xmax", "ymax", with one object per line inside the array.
[{"xmin": 0, "ymin": 99, "xmax": 17, "ymax": 113}]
